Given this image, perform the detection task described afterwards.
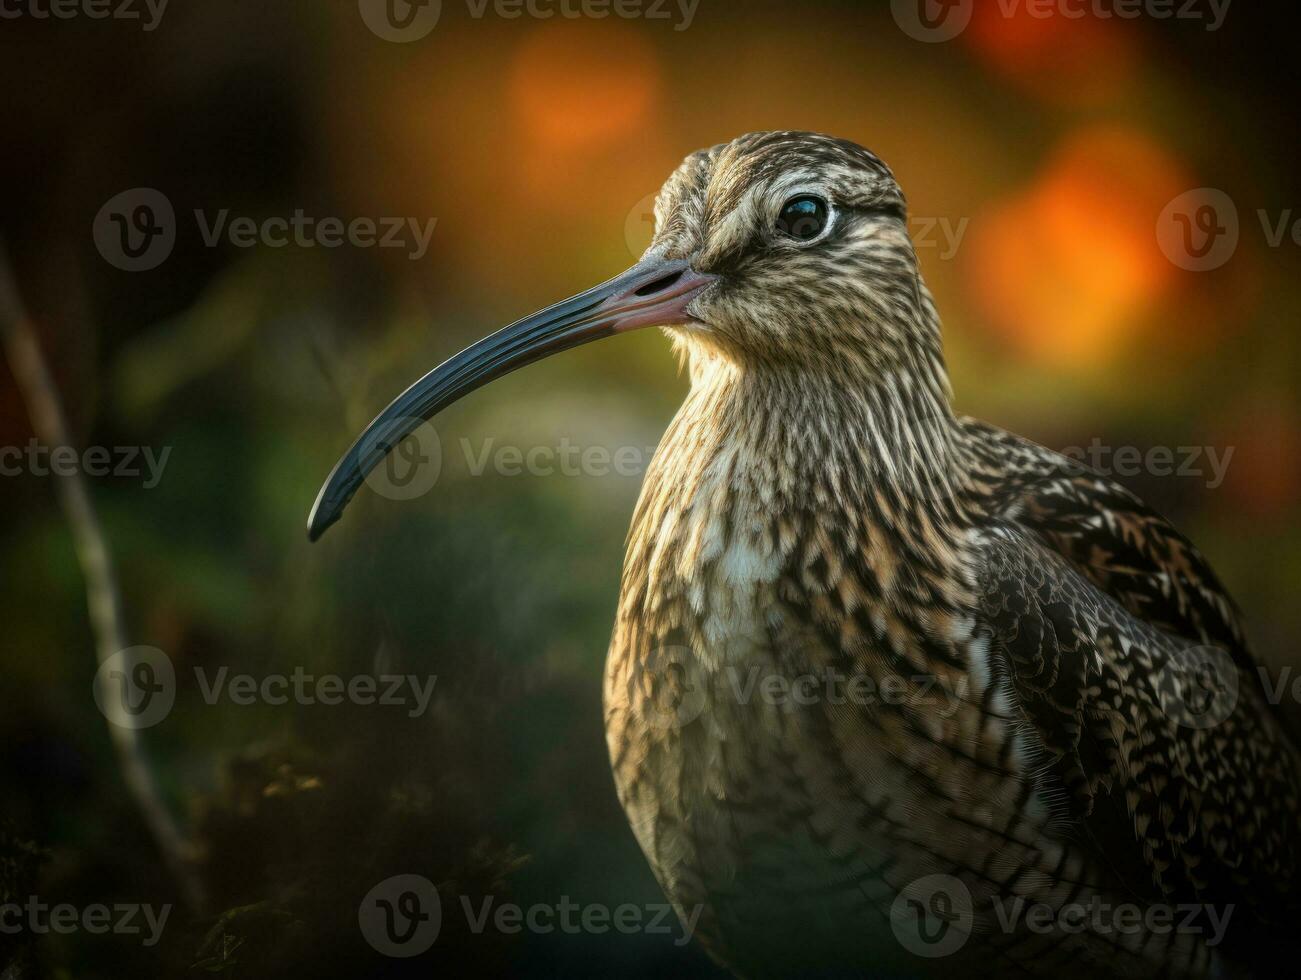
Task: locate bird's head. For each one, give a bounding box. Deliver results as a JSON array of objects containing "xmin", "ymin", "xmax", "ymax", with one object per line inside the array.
[
  {"xmin": 308, "ymin": 131, "xmax": 944, "ymax": 541},
  {"xmin": 646, "ymin": 131, "xmax": 933, "ymax": 376}
]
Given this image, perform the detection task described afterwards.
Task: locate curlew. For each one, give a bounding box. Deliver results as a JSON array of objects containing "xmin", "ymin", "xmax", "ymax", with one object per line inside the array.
[{"xmin": 308, "ymin": 132, "xmax": 1299, "ymax": 977}]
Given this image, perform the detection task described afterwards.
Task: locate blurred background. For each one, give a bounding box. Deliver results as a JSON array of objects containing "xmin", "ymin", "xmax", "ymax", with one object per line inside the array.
[{"xmin": 1, "ymin": 0, "xmax": 1299, "ymax": 975}]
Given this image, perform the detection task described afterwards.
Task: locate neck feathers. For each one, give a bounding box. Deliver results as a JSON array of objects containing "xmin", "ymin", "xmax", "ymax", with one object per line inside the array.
[
  {"xmin": 619, "ymin": 318, "xmax": 978, "ymax": 640},
  {"xmin": 663, "ymin": 303, "xmax": 968, "ymax": 517}
]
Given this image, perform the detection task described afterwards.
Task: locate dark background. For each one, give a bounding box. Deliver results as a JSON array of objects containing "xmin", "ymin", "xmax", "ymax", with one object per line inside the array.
[{"xmin": 1, "ymin": 0, "xmax": 1299, "ymax": 976}]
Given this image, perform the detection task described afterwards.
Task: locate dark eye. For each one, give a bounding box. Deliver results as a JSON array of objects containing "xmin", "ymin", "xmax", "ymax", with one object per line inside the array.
[{"xmin": 775, "ymin": 195, "xmax": 829, "ymax": 241}]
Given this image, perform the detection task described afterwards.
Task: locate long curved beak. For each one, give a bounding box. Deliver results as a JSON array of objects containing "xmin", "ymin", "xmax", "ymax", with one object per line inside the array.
[{"xmin": 307, "ymin": 255, "xmax": 716, "ymax": 541}]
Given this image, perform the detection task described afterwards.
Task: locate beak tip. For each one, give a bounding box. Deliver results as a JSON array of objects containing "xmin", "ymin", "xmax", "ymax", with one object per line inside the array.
[
  {"xmin": 306, "ymin": 470, "xmax": 353, "ymax": 543},
  {"xmin": 306, "ymin": 503, "xmax": 335, "ymax": 542}
]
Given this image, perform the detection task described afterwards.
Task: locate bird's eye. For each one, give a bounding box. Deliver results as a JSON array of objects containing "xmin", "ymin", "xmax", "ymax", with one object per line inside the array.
[{"xmin": 775, "ymin": 195, "xmax": 829, "ymax": 242}]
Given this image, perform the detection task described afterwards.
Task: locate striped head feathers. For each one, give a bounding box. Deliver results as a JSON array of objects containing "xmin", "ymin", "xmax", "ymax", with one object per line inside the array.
[{"xmin": 646, "ymin": 131, "xmax": 946, "ymax": 390}]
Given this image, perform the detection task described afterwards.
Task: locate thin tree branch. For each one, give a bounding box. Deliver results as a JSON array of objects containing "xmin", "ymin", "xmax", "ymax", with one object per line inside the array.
[{"xmin": 0, "ymin": 242, "xmax": 206, "ymax": 915}]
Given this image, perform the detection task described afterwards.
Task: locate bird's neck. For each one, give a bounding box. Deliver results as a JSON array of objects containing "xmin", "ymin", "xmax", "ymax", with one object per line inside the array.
[
  {"xmin": 658, "ymin": 342, "xmax": 973, "ymax": 516},
  {"xmin": 627, "ymin": 339, "xmax": 977, "ymax": 568},
  {"xmin": 620, "ymin": 344, "xmax": 979, "ymax": 665}
]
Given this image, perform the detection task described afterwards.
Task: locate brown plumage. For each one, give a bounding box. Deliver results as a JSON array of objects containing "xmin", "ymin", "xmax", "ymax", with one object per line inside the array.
[{"xmin": 310, "ymin": 131, "xmax": 1300, "ymax": 977}]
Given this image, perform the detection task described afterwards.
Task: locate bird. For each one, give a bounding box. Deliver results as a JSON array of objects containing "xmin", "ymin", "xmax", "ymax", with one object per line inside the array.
[{"xmin": 307, "ymin": 131, "xmax": 1300, "ymax": 978}]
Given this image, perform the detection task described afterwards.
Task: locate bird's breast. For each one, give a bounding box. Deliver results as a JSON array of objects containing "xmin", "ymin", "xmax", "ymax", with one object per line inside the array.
[{"xmin": 693, "ymin": 518, "xmax": 785, "ymax": 665}]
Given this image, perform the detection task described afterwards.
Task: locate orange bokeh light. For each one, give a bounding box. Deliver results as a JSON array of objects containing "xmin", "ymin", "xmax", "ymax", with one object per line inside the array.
[
  {"xmin": 508, "ymin": 20, "xmax": 661, "ymax": 151},
  {"xmin": 964, "ymin": 2, "xmax": 1139, "ymax": 105},
  {"xmin": 964, "ymin": 126, "xmax": 1190, "ymax": 369}
]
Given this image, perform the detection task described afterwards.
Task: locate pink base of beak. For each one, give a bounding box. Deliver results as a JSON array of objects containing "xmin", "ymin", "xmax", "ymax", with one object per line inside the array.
[{"xmin": 596, "ymin": 257, "xmax": 717, "ymax": 333}]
